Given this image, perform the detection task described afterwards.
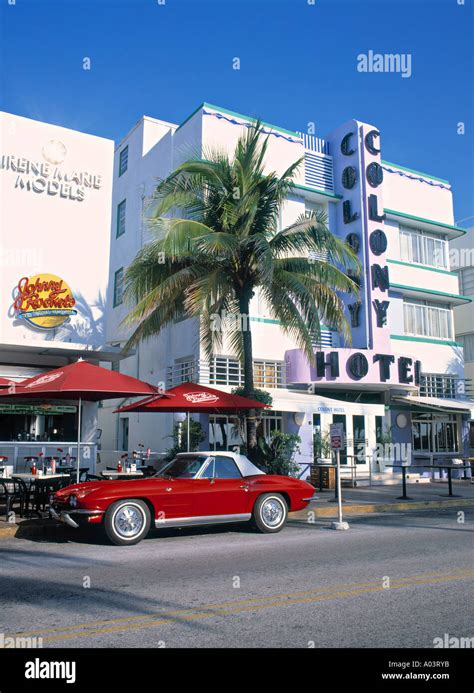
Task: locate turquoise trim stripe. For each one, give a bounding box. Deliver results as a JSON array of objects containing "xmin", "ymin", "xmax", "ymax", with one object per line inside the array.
[
  {"xmin": 386, "ymin": 259, "xmax": 457, "ymax": 277},
  {"xmin": 203, "ymin": 102, "xmax": 300, "ymax": 138},
  {"xmin": 249, "ymin": 316, "xmax": 281, "ymax": 325},
  {"xmin": 175, "ymin": 102, "xmax": 301, "ymax": 140},
  {"xmin": 390, "ymin": 334, "xmax": 462, "ymax": 347},
  {"xmin": 175, "ymin": 103, "xmax": 204, "ymax": 132},
  {"xmin": 389, "ymin": 283, "xmax": 471, "ymax": 303},
  {"xmin": 381, "ymin": 160, "xmax": 450, "ymax": 185},
  {"xmin": 384, "ymin": 209, "xmax": 466, "ymax": 236},
  {"xmin": 250, "ymin": 317, "xmax": 332, "ymax": 331},
  {"xmin": 292, "ymin": 183, "xmax": 342, "ymax": 200}
]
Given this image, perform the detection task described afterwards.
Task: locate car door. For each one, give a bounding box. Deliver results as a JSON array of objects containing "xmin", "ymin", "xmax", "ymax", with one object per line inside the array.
[
  {"xmin": 192, "ymin": 456, "xmax": 251, "ymax": 518},
  {"xmin": 153, "ymin": 477, "xmax": 196, "ymax": 521}
]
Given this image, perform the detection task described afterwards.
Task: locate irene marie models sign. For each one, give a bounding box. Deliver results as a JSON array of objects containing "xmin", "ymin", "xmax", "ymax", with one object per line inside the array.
[
  {"xmin": 0, "ymin": 139, "xmax": 103, "ymax": 202},
  {"xmin": 13, "ymin": 274, "xmax": 77, "ymax": 330}
]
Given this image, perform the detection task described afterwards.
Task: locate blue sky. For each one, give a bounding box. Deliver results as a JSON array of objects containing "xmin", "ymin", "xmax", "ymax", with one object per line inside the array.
[{"xmin": 1, "ymin": 0, "xmax": 472, "ymax": 225}]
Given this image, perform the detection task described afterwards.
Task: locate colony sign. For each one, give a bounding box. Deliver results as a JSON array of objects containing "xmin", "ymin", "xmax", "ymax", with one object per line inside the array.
[
  {"xmin": 0, "ymin": 139, "xmax": 103, "ymax": 202},
  {"xmin": 13, "ymin": 274, "xmax": 77, "ymax": 330}
]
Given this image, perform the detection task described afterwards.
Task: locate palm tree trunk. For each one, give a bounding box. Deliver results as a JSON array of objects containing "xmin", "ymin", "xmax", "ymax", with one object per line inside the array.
[{"xmin": 239, "ymin": 294, "xmax": 257, "ymax": 457}]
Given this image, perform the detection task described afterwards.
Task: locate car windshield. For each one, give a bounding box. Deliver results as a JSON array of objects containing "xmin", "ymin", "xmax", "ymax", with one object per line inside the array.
[{"xmin": 158, "ymin": 456, "xmax": 208, "ymax": 479}]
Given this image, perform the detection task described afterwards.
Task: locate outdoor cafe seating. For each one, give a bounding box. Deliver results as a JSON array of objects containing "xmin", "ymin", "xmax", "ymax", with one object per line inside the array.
[{"xmin": 0, "ymin": 472, "xmax": 83, "ymax": 518}]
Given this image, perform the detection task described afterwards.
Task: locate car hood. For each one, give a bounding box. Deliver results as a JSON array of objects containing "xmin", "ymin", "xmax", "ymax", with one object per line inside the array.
[{"xmin": 53, "ymin": 476, "xmax": 185, "ymax": 501}]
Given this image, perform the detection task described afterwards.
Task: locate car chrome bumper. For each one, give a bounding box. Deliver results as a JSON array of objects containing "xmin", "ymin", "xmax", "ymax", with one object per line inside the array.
[
  {"xmin": 302, "ymin": 495, "xmax": 319, "ymax": 502},
  {"xmin": 50, "ymin": 507, "xmax": 104, "ymax": 529}
]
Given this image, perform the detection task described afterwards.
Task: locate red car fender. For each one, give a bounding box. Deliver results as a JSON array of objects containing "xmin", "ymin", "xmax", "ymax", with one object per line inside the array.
[{"xmin": 245, "ymin": 476, "xmax": 314, "ymax": 514}]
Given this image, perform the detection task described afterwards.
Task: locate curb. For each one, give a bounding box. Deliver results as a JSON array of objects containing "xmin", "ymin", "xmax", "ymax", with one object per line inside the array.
[
  {"xmin": 0, "ymin": 519, "xmax": 67, "ymax": 541},
  {"xmin": 289, "ymin": 498, "xmax": 474, "ymax": 519}
]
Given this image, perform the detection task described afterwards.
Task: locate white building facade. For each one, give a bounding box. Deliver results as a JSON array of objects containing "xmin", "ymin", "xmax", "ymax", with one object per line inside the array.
[
  {"xmin": 100, "ymin": 103, "xmax": 473, "ymax": 477},
  {"xmin": 0, "ymin": 112, "xmax": 116, "ymax": 469},
  {"xmin": 451, "ymin": 227, "xmax": 474, "ymax": 452}
]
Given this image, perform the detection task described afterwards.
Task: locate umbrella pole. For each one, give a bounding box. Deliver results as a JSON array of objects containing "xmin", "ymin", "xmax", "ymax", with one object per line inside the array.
[
  {"xmin": 76, "ymin": 397, "xmax": 82, "ymax": 484},
  {"xmin": 187, "ymin": 411, "xmax": 190, "ymax": 452}
]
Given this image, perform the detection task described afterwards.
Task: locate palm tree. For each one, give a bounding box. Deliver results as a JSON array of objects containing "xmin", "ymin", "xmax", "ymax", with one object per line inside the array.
[{"xmin": 123, "ymin": 123, "xmax": 360, "ymax": 458}]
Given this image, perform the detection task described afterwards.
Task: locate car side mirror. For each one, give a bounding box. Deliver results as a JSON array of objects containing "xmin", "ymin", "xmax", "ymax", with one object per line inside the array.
[{"xmin": 209, "ymin": 478, "xmax": 216, "ymax": 484}]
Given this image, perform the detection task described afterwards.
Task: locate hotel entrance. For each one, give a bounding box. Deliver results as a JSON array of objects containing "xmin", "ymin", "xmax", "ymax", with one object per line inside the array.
[{"xmin": 412, "ymin": 413, "xmax": 459, "ymax": 454}]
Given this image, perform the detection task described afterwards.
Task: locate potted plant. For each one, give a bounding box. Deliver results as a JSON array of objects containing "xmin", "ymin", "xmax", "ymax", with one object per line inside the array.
[
  {"xmin": 313, "ymin": 428, "xmax": 333, "ymax": 464},
  {"xmin": 257, "ymin": 430, "xmax": 301, "ymax": 477}
]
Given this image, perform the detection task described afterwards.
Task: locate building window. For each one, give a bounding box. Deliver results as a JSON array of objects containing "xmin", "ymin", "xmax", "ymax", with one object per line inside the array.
[
  {"xmin": 209, "ymin": 415, "xmax": 244, "ymax": 451},
  {"xmin": 207, "ymin": 357, "xmax": 284, "ymax": 388},
  {"xmin": 458, "ymin": 267, "xmax": 474, "ymax": 296},
  {"xmin": 403, "ymin": 299, "xmax": 453, "ymax": 340},
  {"xmin": 400, "ymin": 227, "xmax": 447, "ymax": 269},
  {"xmin": 118, "ymin": 146, "xmax": 128, "ymax": 177},
  {"xmin": 209, "ymin": 357, "xmax": 242, "ymax": 387},
  {"xmin": 175, "ymin": 358, "xmax": 195, "ymax": 384},
  {"xmin": 457, "ymin": 334, "xmax": 474, "ymax": 363},
  {"xmin": 412, "ymin": 413, "xmax": 458, "ymax": 453},
  {"xmin": 113, "ymin": 268, "xmax": 124, "ymax": 307},
  {"xmin": 420, "ymin": 374, "xmax": 458, "ymax": 399},
  {"xmin": 116, "ymin": 199, "xmax": 126, "ymax": 237},
  {"xmin": 253, "ymin": 361, "xmax": 284, "ymax": 388},
  {"xmin": 352, "ymin": 415, "xmax": 367, "ymax": 464},
  {"xmin": 258, "ymin": 411, "xmax": 283, "ymax": 443}
]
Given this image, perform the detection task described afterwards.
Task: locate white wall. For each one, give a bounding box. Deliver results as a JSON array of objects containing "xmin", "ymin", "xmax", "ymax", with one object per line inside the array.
[
  {"xmin": 0, "ymin": 112, "xmax": 114, "ymax": 348},
  {"xmin": 383, "ymin": 164, "xmax": 454, "ymax": 224}
]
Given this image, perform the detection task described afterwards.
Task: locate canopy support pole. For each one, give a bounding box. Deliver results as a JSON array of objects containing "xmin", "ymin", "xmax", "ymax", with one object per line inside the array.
[
  {"xmin": 76, "ymin": 397, "xmax": 82, "ymax": 484},
  {"xmin": 187, "ymin": 411, "xmax": 190, "ymax": 452}
]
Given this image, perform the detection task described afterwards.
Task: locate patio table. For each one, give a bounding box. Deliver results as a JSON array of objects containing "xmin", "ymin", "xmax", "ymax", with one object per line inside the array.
[
  {"xmin": 12, "ymin": 473, "xmax": 71, "ymax": 482},
  {"xmin": 8, "ymin": 474, "xmax": 72, "ymax": 516}
]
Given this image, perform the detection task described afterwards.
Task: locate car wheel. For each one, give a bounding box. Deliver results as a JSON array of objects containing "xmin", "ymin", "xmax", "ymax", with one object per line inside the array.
[
  {"xmin": 104, "ymin": 499, "xmax": 150, "ymax": 546},
  {"xmin": 252, "ymin": 493, "xmax": 288, "ymax": 533}
]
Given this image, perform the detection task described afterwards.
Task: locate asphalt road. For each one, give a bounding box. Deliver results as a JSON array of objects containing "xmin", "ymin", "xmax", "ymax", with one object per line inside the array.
[{"xmin": 1, "ymin": 509, "xmax": 473, "ymax": 648}]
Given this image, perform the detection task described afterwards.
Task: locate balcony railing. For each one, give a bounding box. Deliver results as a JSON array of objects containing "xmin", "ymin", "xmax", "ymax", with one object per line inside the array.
[
  {"xmin": 166, "ymin": 358, "xmax": 286, "ymax": 390},
  {"xmin": 419, "ymin": 374, "xmax": 473, "ymax": 399}
]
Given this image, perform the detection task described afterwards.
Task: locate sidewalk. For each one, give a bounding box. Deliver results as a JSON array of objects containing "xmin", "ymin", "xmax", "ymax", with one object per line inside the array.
[
  {"xmin": 290, "ymin": 479, "xmax": 474, "ymax": 519},
  {"xmin": 1, "ymin": 480, "xmax": 473, "ymax": 540}
]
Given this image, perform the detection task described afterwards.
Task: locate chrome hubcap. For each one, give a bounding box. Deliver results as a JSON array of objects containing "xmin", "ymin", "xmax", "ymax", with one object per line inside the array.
[
  {"xmin": 114, "ymin": 505, "xmax": 144, "ymax": 537},
  {"xmin": 261, "ymin": 499, "xmax": 284, "ymax": 527}
]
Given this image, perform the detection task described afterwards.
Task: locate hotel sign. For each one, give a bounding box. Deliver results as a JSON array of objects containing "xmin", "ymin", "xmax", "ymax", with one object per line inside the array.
[{"xmin": 0, "ymin": 139, "xmax": 103, "ymax": 202}]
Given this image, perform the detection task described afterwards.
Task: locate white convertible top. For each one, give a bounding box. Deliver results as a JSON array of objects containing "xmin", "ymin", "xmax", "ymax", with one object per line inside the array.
[{"xmin": 177, "ymin": 451, "xmax": 265, "ymax": 477}]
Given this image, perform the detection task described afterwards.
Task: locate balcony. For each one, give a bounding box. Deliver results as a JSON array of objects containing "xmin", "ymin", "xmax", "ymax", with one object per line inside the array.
[
  {"xmin": 166, "ymin": 358, "xmax": 286, "ymax": 390},
  {"xmin": 420, "ymin": 374, "xmax": 473, "ymax": 400}
]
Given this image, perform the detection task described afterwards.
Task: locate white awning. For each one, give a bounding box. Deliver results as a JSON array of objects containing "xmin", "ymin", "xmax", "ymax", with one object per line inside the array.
[
  {"xmin": 392, "ymin": 394, "xmax": 474, "ymax": 418},
  {"xmin": 215, "ymin": 387, "xmax": 386, "ymax": 416}
]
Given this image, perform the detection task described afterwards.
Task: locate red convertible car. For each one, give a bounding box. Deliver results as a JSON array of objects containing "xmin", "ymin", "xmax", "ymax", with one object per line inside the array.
[{"xmin": 50, "ymin": 451, "xmax": 315, "ymax": 545}]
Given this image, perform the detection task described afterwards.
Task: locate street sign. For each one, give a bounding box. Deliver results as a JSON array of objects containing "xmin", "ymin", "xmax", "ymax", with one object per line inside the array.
[
  {"xmin": 329, "ymin": 422, "xmax": 350, "ymax": 531},
  {"xmin": 329, "ymin": 423, "xmax": 344, "ymax": 450}
]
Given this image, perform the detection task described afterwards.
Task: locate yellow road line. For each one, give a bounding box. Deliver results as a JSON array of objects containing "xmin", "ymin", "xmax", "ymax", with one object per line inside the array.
[
  {"xmin": 14, "ymin": 568, "xmax": 471, "ymax": 638},
  {"xmin": 11, "ymin": 570, "xmax": 474, "ymax": 643}
]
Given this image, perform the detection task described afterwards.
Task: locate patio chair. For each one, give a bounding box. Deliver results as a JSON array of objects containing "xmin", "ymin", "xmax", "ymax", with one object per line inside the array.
[
  {"xmin": 85, "ymin": 473, "xmax": 102, "ymax": 481},
  {"xmin": 0, "ymin": 478, "xmax": 28, "ymax": 519},
  {"xmin": 32, "ymin": 477, "xmax": 71, "ymax": 512},
  {"xmin": 141, "ymin": 466, "xmax": 157, "ymax": 477}
]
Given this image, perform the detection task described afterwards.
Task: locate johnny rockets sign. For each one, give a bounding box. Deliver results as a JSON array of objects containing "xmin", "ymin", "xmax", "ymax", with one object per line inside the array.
[{"xmin": 13, "ymin": 274, "xmax": 77, "ymax": 330}]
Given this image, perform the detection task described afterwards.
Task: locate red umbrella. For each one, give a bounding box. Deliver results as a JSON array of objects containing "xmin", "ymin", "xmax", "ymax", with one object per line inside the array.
[
  {"xmin": 0, "ymin": 377, "xmax": 18, "ymax": 388},
  {"xmin": 114, "ymin": 382, "xmax": 267, "ymax": 451},
  {"xmin": 0, "ymin": 359, "xmax": 158, "ymax": 481}
]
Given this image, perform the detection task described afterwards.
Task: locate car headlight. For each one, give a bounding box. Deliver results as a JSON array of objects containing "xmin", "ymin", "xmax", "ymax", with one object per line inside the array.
[{"xmin": 69, "ymin": 495, "xmax": 78, "ymax": 508}]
